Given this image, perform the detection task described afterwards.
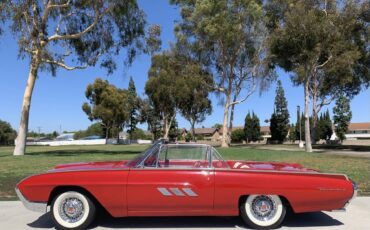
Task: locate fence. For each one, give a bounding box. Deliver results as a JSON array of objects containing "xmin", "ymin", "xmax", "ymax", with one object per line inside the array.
[{"xmin": 26, "ymin": 139, "xmax": 152, "ymax": 146}]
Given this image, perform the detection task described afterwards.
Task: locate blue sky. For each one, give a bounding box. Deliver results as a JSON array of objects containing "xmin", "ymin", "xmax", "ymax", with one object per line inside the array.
[{"xmin": 0, "ymin": 0, "xmax": 369, "ymax": 134}]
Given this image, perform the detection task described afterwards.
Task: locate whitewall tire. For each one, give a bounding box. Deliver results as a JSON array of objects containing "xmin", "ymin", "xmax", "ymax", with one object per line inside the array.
[
  {"xmin": 51, "ymin": 191, "xmax": 96, "ymax": 230},
  {"xmin": 240, "ymin": 195, "xmax": 286, "ymax": 229}
]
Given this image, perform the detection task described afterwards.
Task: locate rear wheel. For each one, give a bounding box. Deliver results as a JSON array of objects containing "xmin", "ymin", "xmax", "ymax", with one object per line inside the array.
[
  {"xmin": 240, "ymin": 195, "xmax": 286, "ymax": 229},
  {"xmin": 51, "ymin": 191, "xmax": 96, "ymax": 230}
]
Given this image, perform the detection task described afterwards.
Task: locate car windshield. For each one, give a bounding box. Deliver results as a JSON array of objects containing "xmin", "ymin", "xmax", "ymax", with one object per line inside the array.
[{"xmin": 127, "ymin": 141, "xmax": 229, "ymax": 169}]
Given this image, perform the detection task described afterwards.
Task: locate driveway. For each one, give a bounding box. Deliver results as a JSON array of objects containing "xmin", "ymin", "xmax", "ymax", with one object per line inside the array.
[{"xmin": 1, "ymin": 197, "xmax": 369, "ymax": 229}]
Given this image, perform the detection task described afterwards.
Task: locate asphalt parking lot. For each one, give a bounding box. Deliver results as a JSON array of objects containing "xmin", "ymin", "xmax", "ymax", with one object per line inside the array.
[{"xmin": 1, "ymin": 197, "xmax": 369, "ymax": 230}]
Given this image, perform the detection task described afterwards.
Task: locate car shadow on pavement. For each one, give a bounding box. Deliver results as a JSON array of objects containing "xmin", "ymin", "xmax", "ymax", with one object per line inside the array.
[
  {"xmin": 27, "ymin": 212, "xmax": 54, "ymax": 229},
  {"xmin": 28, "ymin": 211, "xmax": 343, "ymax": 229}
]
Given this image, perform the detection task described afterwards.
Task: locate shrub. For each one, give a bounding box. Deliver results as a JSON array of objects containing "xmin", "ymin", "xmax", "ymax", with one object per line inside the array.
[
  {"xmin": 0, "ymin": 120, "xmax": 17, "ymax": 145},
  {"xmin": 185, "ymin": 133, "xmax": 193, "ymax": 142},
  {"xmin": 231, "ymin": 129, "xmax": 246, "ymax": 143}
]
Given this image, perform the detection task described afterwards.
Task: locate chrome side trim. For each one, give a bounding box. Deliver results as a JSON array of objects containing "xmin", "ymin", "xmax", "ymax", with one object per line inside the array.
[
  {"xmin": 170, "ymin": 188, "xmax": 185, "ymax": 196},
  {"xmin": 157, "ymin": 187, "xmax": 173, "ymax": 196},
  {"xmin": 15, "ymin": 188, "xmax": 47, "ymax": 213},
  {"xmin": 182, "ymin": 188, "xmax": 198, "ymax": 197},
  {"xmin": 214, "ymin": 168, "xmax": 349, "ymax": 179}
]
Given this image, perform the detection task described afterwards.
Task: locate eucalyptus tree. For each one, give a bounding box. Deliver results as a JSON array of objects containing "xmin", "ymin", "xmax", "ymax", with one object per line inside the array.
[
  {"xmin": 173, "ymin": 41, "xmax": 213, "ymax": 142},
  {"xmin": 266, "ymin": 0, "xmax": 369, "ymax": 151},
  {"xmin": 145, "ymin": 51, "xmax": 182, "ymax": 139},
  {"xmin": 171, "ymin": 0, "xmax": 273, "ymax": 147},
  {"xmin": 0, "ymin": 1, "xmax": 145, "ymax": 155},
  {"xmin": 139, "ymin": 98, "xmax": 162, "ymax": 140},
  {"xmin": 179, "ymin": 75, "xmax": 213, "ymax": 142},
  {"xmin": 82, "ymin": 78, "xmax": 129, "ymax": 144}
]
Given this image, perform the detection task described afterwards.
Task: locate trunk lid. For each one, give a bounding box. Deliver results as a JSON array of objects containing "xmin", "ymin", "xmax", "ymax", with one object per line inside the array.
[{"xmin": 229, "ymin": 160, "xmax": 318, "ymax": 173}]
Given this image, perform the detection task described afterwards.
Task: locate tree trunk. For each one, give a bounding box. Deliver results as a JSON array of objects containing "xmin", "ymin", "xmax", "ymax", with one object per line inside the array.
[
  {"xmin": 191, "ymin": 119, "xmax": 196, "ymax": 142},
  {"xmin": 304, "ymin": 78, "xmax": 313, "ymax": 152},
  {"xmin": 13, "ymin": 58, "xmax": 39, "ymax": 156},
  {"xmin": 229, "ymin": 94, "xmax": 237, "ymax": 137},
  {"xmin": 311, "ymin": 75, "xmax": 318, "ymax": 144},
  {"xmin": 105, "ymin": 127, "xmax": 109, "ymax": 144},
  {"xmin": 163, "ymin": 114, "xmax": 175, "ymax": 139},
  {"xmin": 221, "ymin": 94, "xmax": 231, "ymax": 147},
  {"xmin": 117, "ymin": 127, "xmax": 120, "ymax": 144},
  {"xmin": 312, "ymin": 91, "xmax": 318, "ymax": 144}
]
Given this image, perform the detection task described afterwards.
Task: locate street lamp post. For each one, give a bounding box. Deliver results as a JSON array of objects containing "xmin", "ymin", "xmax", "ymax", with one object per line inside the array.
[{"xmin": 297, "ymin": 105, "xmax": 304, "ymax": 148}]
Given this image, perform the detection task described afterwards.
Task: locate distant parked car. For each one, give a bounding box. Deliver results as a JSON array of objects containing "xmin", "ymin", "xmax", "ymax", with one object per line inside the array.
[
  {"xmin": 56, "ymin": 133, "xmax": 74, "ymax": 141},
  {"xmin": 16, "ymin": 139, "xmax": 356, "ymax": 230},
  {"xmin": 80, "ymin": 135, "xmax": 102, "ymax": 140}
]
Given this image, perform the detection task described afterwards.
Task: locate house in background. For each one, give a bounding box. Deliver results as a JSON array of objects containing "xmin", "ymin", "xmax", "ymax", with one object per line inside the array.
[
  {"xmin": 345, "ymin": 122, "xmax": 370, "ymax": 140},
  {"xmin": 183, "ymin": 125, "xmax": 272, "ymax": 142},
  {"xmin": 260, "ymin": 126, "xmax": 271, "ymax": 141},
  {"xmin": 193, "ymin": 128, "xmax": 220, "ymax": 142}
]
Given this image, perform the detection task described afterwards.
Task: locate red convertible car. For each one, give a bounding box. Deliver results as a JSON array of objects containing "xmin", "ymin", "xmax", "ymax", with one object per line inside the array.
[{"xmin": 16, "ymin": 140, "xmax": 357, "ymax": 230}]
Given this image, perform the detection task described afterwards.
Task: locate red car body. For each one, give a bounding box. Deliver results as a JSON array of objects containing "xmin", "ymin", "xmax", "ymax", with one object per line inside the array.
[{"xmin": 16, "ymin": 141, "xmax": 357, "ymax": 229}]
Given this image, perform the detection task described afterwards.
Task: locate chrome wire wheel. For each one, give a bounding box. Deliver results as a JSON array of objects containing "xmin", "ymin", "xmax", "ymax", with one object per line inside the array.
[
  {"xmin": 250, "ymin": 195, "xmax": 277, "ymax": 222},
  {"xmin": 240, "ymin": 195, "xmax": 286, "ymax": 229},
  {"xmin": 58, "ymin": 197, "xmax": 85, "ymax": 224},
  {"xmin": 52, "ymin": 191, "xmax": 95, "ymax": 230}
]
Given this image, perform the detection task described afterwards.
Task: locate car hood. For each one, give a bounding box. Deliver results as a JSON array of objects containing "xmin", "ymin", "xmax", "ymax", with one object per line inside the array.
[
  {"xmin": 229, "ymin": 160, "xmax": 318, "ymax": 173},
  {"xmin": 49, "ymin": 160, "xmax": 130, "ymax": 172}
]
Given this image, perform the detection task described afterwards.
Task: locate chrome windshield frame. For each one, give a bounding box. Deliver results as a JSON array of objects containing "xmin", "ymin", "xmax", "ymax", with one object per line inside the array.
[
  {"xmin": 135, "ymin": 139, "xmax": 163, "ymax": 168},
  {"xmin": 135, "ymin": 141, "xmax": 229, "ymax": 169}
]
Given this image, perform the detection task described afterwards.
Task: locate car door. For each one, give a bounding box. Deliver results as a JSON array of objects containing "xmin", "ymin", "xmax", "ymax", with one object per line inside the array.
[{"xmin": 127, "ymin": 144, "xmax": 214, "ymax": 216}]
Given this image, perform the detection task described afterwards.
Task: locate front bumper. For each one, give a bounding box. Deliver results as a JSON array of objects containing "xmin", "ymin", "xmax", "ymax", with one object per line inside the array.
[{"xmin": 15, "ymin": 188, "xmax": 47, "ymax": 213}]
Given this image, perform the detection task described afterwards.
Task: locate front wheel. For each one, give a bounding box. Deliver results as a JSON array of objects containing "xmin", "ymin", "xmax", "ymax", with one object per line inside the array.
[
  {"xmin": 240, "ymin": 195, "xmax": 286, "ymax": 229},
  {"xmin": 51, "ymin": 191, "xmax": 96, "ymax": 230}
]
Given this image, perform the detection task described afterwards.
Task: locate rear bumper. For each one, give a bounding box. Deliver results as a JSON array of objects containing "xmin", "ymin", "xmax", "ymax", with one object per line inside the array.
[
  {"xmin": 345, "ymin": 181, "xmax": 358, "ymax": 207},
  {"xmin": 331, "ymin": 181, "xmax": 358, "ymax": 212},
  {"xmin": 15, "ymin": 188, "xmax": 47, "ymax": 213}
]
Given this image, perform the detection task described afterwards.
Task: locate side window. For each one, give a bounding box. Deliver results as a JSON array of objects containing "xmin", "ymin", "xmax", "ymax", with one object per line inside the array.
[{"xmin": 158, "ymin": 145, "xmax": 209, "ymax": 168}]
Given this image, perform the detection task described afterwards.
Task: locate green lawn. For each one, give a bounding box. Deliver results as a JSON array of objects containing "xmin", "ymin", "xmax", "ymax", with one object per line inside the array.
[{"xmin": 0, "ymin": 144, "xmax": 369, "ymax": 200}]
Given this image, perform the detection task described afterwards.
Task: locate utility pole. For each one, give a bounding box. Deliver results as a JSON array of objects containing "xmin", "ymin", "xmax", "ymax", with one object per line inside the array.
[{"xmin": 37, "ymin": 126, "xmax": 41, "ymax": 139}]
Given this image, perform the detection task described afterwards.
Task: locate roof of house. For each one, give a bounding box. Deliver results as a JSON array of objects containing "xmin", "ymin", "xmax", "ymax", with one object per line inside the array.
[
  {"xmin": 193, "ymin": 128, "xmax": 218, "ymax": 135},
  {"xmin": 217, "ymin": 126, "xmax": 242, "ymax": 134},
  {"xmin": 348, "ymin": 122, "xmax": 370, "ymax": 130},
  {"xmin": 189, "ymin": 125, "xmax": 271, "ymax": 135},
  {"xmin": 260, "ymin": 126, "xmax": 270, "ymax": 132}
]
